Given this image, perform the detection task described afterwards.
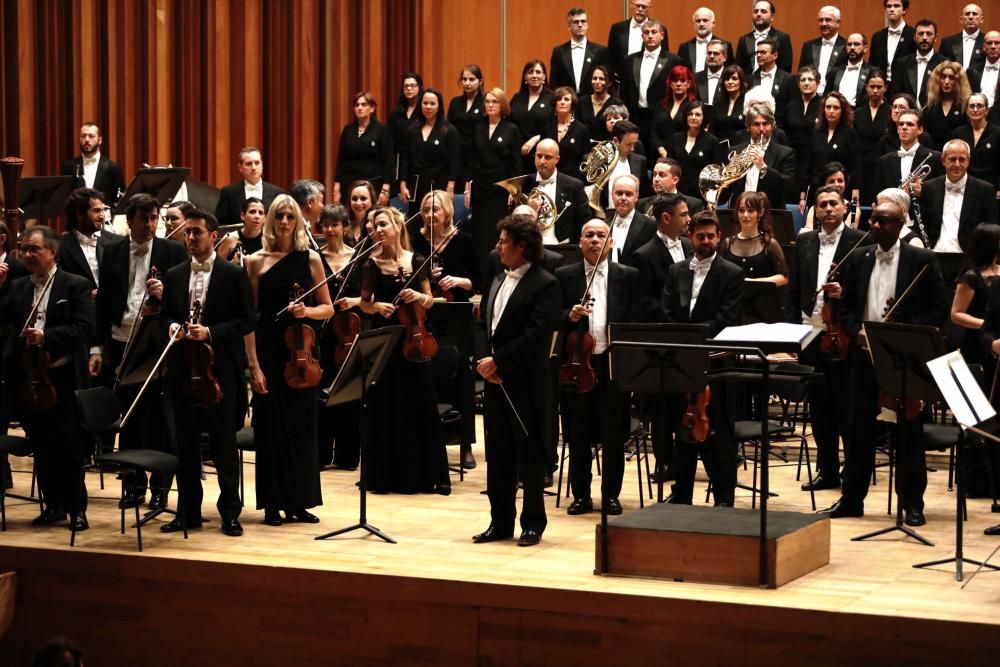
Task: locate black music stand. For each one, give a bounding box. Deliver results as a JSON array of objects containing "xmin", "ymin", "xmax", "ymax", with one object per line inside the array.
[
  {"xmin": 18, "ymin": 176, "xmax": 75, "ymax": 225},
  {"xmin": 854, "ymin": 322, "xmax": 944, "ymax": 546},
  {"xmin": 114, "ymin": 168, "xmax": 191, "ymax": 215},
  {"xmin": 914, "ymin": 351, "xmax": 1000, "ymax": 581},
  {"xmin": 546, "ymin": 243, "xmax": 583, "ymax": 268},
  {"xmin": 316, "ymin": 326, "xmax": 403, "ymax": 543},
  {"xmin": 741, "ymin": 281, "xmax": 784, "ymax": 324}
]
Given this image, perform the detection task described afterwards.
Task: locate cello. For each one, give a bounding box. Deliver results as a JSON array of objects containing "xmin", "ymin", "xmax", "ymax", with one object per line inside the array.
[
  {"xmin": 283, "ymin": 283, "xmax": 323, "ymax": 388},
  {"xmin": 180, "ymin": 300, "xmax": 223, "ymax": 406}
]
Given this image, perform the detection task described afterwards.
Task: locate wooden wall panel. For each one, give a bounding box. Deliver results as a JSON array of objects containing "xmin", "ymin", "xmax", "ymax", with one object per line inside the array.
[{"xmin": 413, "ymin": 0, "xmax": 503, "ymax": 100}]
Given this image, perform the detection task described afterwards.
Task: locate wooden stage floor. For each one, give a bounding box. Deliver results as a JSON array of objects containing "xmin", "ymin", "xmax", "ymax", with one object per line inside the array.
[{"xmin": 2, "ymin": 422, "xmax": 1000, "ymax": 664}]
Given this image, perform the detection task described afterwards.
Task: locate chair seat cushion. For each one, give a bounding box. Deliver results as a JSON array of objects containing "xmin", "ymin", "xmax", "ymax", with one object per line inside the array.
[
  {"xmin": 733, "ymin": 421, "xmax": 791, "ymax": 441},
  {"xmin": 922, "ymin": 423, "xmax": 960, "ymax": 451},
  {"xmin": 96, "ymin": 450, "xmax": 179, "ymax": 474},
  {"xmin": 0, "ymin": 435, "xmax": 32, "ymax": 457}
]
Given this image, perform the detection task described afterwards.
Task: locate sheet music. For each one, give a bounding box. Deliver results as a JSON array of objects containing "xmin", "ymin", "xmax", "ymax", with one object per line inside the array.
[
  {"xmin": 926, "ymin": 351, "xmax": 996, "ymax": 428},
  {"xmin": 714, "ymin": 323, "xmax": 821, "ymax": 349}
]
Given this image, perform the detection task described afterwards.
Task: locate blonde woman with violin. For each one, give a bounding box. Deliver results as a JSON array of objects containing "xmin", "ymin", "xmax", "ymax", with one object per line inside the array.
[
  {"xmin": 359, "ymin": 206, "xmax": 450, "ymax": 495},
  {"xmin": 244, "ymin": 194, "xmax": 332, "ymax": 526}
]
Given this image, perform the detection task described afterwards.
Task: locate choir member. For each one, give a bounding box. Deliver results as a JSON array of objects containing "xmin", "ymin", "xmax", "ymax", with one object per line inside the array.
[
  {"xmin": 722, "ymin": 191, "xmax": 788, "ymax": 288},
  {"xmin": 214, "ymin": 147, "xmax": 284, "ymax": 228},
  {"xmin": 619, "ymin": 20, "xmax": 680, "ymax": 148},
  {"xmin": 920, "ymin": 139, "xmax": 999, "ymax": 253},
  {"xmin": 870, "ymin": 1, "xmax": 915, "ymax": 81},
  {"xmin": 333, "ymin": 91, "xmax": 394, "ymax": 207},
  {"xmin": 952, "ymin": 92, "xmax": 1000, "ymax": 188},
  {"xmin": 678, "ymin": 8, "xmax": 733, "ymax": 75},
  {"xmin": 447, "ymin": 65, "xmax": 486, "ymax": 193},
  {"xmin": 939, "ymin": 4, "xmax": 986, "ymax": 72},
  {"xmin": 549, "ymin": 8, "xmax": 609, "ymax": 96},
  {"xmin": 388, "ymin": 73, "xmax": 424, "ymax": 193},
  {"xmin": 890, "ymin": 19, "xmax": 944, "ymax": 108},
  {"xmin": 541, "ymin": 87, "xmax": 591, "ymax": 180},
  {"xmin": 830, "ymin": 33, "xmax": 873, "ymax": 108},
  {"xmin": 399, "ymin": 88, "xmax": 461, "ymax": 221},
  {"xmin": 664, "ymin": 101, "xmax": 718, "ymax": 200},
  {"xmin": 923, "ymin": 62, "xmax": 971, "ymax": 149},
  {"xmin": 607, "ymin": 0, "xmax": 657, "ymax": 86},
  {"xmin": 855, "ymin": 71, "xmax": 891, "ymax": 205},
  {"xmin": 750, "ymin": 39, "xmax": 796, "ymax": 126},
  {"xmin": 712, "ymin": 65, "xmax": 748, "ymax": 145},
  {"xmin": 650, "ymin": 65, "xmax": 697, "ymax": 160},
  {"xmin": 802, "ymin": 91, "xmax": 862, "ymax": 208},
  {"xmin": 734, "ymin": 1, "xmax": 793, "ymax": 75},
  {"xmin": 575, "ymin": 66, "xmax": 622, "ymax": 142},
  {"xmin": 509, "ymin": 60, "xmax": 555, "ymax": 173},
  {"xmin": 798, "ymin": 6, "xmax": 847, "ymax": 94},
  {"xmin": 785, "ymin": 67, "xmax": 821, "ymax": 199}
]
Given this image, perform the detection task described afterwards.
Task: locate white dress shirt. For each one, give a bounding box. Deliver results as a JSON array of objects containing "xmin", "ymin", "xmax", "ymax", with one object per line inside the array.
[
  {"xmin": 887, "ymin": 26, "xmax": 904, "ymax": 70},
  {"xmin": 706, "ymin": 67, "xmax": 722, "ymax": 102},
  {"xmin": 752, "ymin": 28, "xmax": 772, "ymax": 72},
  {"xmin": 694, "ymin": 34, "xmax": 712, "ymax": 73},
  {"xmin": 898, "ymin": 143, "xmax": 919, "ymax": 182},
  {"xmin": 916, "ymin": 52, "xmax": 935, "ymax": 100},
  {"xmin": 638, "ymin": 47, "xmax": 661, "ymax": 108},
  {"xmin": 491, "ymin": 262, "xmax": 530, "ymax": 334},
  {"xmin": 29, "ymin": 265, "xmax": 58, "ymax": 333},
  {"xmin": 627, "ymin": 17, "xmax": 645, "ymax": 56},
  {"xmin": 935, "ymin": 174, "xmax": 967, "ymax": 253},
  {"xmin": 689, "ymin": 253, "xmax": 716, "ymax": 314},
  {"xmin": 583, "ymin": 258, "xmax": 609, "ymax": 354},
  {"xmin": 838, "ymin": 63, "xmax": 863, "ymax": 106},
  {"xmin": 744, "ymin": 141, "xmax": 769, "ymax": 193},
  {"xmin": 571, "ymin": 39, "xmax": 587, "ymax": 92},
  {"xmin": 864, "ymin": 240, "xmax": 901, "ymax": 323},
  {"xmin": 75, "ymin": 229, "xmax": 100, "ymax": 285},
  {"xmin": 244, "ymin": 180, "xmax": 263, "ymax": 201},
  {"xmin": 609, "ymin": 210, "xmax": 634, "ymax": 263},
  {"xmin": 111, "ymin": 239, "xmax": 153, "ymax": 342},
  {"xmin": 534, "ymin": 171, "xmax": 560, "ymax": 244},
  {"xmin": 658, "ymin": 231, "xmax": 687, "ymax": 264},
  {"xmin": 817, "ymin": 35, "xmax": 839, "ymax": 93},
  {"xmin": 82, "ymin": 150, "xmax": 100, "ymax": 189},
  {"xmin": 962, "ymin": 31, "xmax": 980, "ymax": 71},
  {"xmin": 188, "ymin": 252, "xmax": 216, "ymax": 313},
  {"xmin": 982, "ymin": 60, "xmax": 1000, "ymax": 107},
  {"xmin": 807, "ymin": 222, "xmax": 844, "ymax": 326}
]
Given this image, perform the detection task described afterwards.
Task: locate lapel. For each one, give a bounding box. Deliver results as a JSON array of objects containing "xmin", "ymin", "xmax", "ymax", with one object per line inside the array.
[
  {"xmin": 855, "ymin": 249, "xmax": 877, "ymax": 313},
  {"xmin": 684, "ymin": 41, "xmax": 696, "ymax": 68},
  {"xmin": 958, "ymin": 180, "xmax": 978, "ymax": 232},
  {"xmin": 802, "ymin": 234, "xmax": 820, "ymax": 297},
  {"xmin": 907, "ymin": 60, "xmax": 918, "ymax": 93},
  {"xmin": 690, "ymin": 260, "xmax": 725, "ymax": 321},
  {"xmin": 496, "ymin": 265, "xmax": 536, "ymax": 334},
  {"xmin": 62, "ymin": 233, "xmax": 90, "ymax": 280},
  {"xmin": 677, "ymin": 265, "xmax": 694, "ymax": 316},
  {"xmin": 631, "ymin": 55, "xmax": 642, "ymax": 94},
  {"xmin": 811, "ymin": 41, "xmax": 821, "ymax": 69},
  {"xmin": 561, "ymin": 44, "xmax": 575, "ymax": 88},
  {"xmin": 895, "ymin": 244, "xmax": 918, "ymax": 301},
  {"xmin": 485, "ymin": 274, "xmax": 502, "ymax": 338}
]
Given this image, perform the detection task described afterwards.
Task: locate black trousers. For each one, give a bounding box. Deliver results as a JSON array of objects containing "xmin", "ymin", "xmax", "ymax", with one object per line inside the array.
[
  {"xmin": 800, "ymin": 340, "xmax": 851, "ymax": 477},
  {"xmin": 483, "ymin": 384, "xmax": 547, "ymax": 534},
  {"xmin": 561, "ymin": 354, "xmax": 630, "ymax": 501},
  {"xmin": 174, "ymin": 401, "xmax": 242, "ymax": 524},
  {"xmin": 669, "ymin": 380, "xmax": 738, "ymax": 506}
]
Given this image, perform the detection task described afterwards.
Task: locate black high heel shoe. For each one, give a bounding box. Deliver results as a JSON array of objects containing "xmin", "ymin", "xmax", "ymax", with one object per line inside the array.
[
  {"xmin": 263, "ymin": 508, "xmax": 283, "ymax": 526},
  {"xmin": 287, "ymin": 509, "xmax": 320, "ymax": 523}
]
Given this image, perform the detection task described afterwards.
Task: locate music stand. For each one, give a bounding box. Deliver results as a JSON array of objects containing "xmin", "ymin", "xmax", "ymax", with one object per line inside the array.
[
  {"xmin": 855, "ymin": 322, "xmax": 944, "ymax": 546},
  {"xmin": 546, "ymin": 243, "xmax": 583, "ymax": 268},
  {"xmin": 741, "ymin": 281, "xmax": 784, "ymax": 324},
  {"xmin": 315, "ymin": 326, "xmax": 403, "ymax": 543},
  {"xmin": 604, "ymin": 323, "xmax": 709, "ymax": 573},
  {"xmin": 114, "ymin": 167, "xmax": 191, "ymax": 215},
  {"xmin": 18, "ymin": 175, "xmax": 75, "ymax": 226},
  {"xmin": 914, "ymin": 351, "xmax": 1000, "ymax": 581}
]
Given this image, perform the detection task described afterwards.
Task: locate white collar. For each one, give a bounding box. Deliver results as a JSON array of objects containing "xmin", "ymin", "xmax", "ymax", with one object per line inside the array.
[
  {"xmin": 504, "ymin": 262, "xmax": 531, "ymax": 279},
  {"xmin": 83, "ymin": 150, "xmax": 100, "ymax": 164}
]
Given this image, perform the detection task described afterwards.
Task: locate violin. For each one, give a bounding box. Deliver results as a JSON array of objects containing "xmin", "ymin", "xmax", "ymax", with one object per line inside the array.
[
  {"xmin": 819, "ymin": 261, "xmax": 850, "ymax": 359},
  {"xmin": 18, "ymin": 273, "xmax": 57, "ymax": 411},
  {"xmin": 681, "ymin": 385, "xmax": 711, "ymax": 444},
  {"xmin": 394, "ymin": 266, "xmax": 439, "ymax": 363},
  {"xmin": 559, "ymin": 297, "xmax": 597, "ymax": 393},
  {"xmin": 330, "ymin": 309, "xmax": 361, "ymax": 366},
  {"xmin": 180, "ymin": 300, "xmax": 223, "ymax": 406},
  {"xmin": 283, "ymin": 283, "xmax": 323, "ymax": 388},
  {"xmin": 430, "ymin": 249, "xmax": 456, "ymax": 302}
]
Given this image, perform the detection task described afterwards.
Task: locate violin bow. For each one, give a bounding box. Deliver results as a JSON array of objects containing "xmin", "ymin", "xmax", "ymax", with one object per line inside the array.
[
  {"xmin": 273, "ymin": 240, "xmax": 383, "ymax": 321},
  {"xmin": 390, "ymin": 228, "xmax": 457, "ymax": 305},
  {"xmin": 882, "ymin": 264, "xmax": 929, "ymax": 323},
  {"xmin": 119, "ymin": 326, "xmax": 184, "ymax": 430},
  {"xmin": 580, "ymin": 226, "xmax": 614, "ymax": 306},
  {"xmin": 19, "ymin": 271, "xmax": 56, "ymax": 337}
]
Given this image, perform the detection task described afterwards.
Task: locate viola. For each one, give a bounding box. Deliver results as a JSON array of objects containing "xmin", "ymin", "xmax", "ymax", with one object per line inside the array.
[
  {"xmin": 394, "ymin": 266, "xmax": 438, "ymax": 363},
  {"xmin": 181, "ymin": 300, "xmax": 223, "ymax": 406},
  {"xmin": 142, "ymin": 266, "xmax": 163, "ymax": 316},
  {"xmin": 681, "ymin": 385, "xmax": 712, "ymax": 444},
  {"xmin": 283, "ymin": 283, "xmax": 323, "ymax": 388},
  {"xmin": 18, "ymin": 274, "xmax": 57, "ymax": 411},
  {"xmin": 559, "ymin": 297, "xmax": 596, "ymax": 393},
  {"xmin": 330, "ymin": 310, "xmax": 361, "ymax": 366},
  {"xmin": 819, "ymin": 299, "xmax": 849, "ymax": 359}
]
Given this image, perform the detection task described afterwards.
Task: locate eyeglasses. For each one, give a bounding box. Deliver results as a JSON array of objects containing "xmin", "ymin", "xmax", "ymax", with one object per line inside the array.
[
  {"xmin": 968, "ymin": 103, "xmax": 988, "ymax": 110},
  {"xmin": 755, "ymin": 50, "xmax": 773, "ymax": 56},
  {"xmin": 18, "ymin": 244, "xmax": 45, "ymax": 254}
]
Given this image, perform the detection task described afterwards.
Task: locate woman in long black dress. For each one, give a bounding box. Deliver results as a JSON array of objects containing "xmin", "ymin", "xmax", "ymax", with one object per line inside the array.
[
  {"xmin": 217, "ymin": 196, "xmax": 265, "ymax": 263},
  {"xmin": 664, "ymin": 100, "xmax": 718, "ymax": 199},
  {"xmin": 923, "ymin": 61, "xmax": 970, "ymax": 149},
  {"xmin": 540, "ymin": 86, "xmax": 592, "ymax": 179},
  {"xmin": 650, "ymin": 65, "xmax": 697, "ymax": 159},
  {"xmin": 951, "ymin": 224, "xmax": 1000, "ymax": 365},
  {"xmin": 576, "ymin": 65, "xmax": 622, "ymax": 142},
  {"xmin": 345, "ymin": 180, "xmax": 377, "ymax": 247},
  {"xmin": 784, "ymin": 66, "xmax": 821, "ymax": 199},
  {"xmin": 469, "ymin": 87, "xmax": 523, "ymax": 270},
  {"xmin": 854, "ymin": 70, "xmax": 890, "ymax": 205},
  {"xmin": 388, "ymin": 72, "xmax": 423, "ymax": 194},
  {"xmin": 711, "ymin": 64, "xmax": 748, "ymax": 145},
  {"xmin": 801, "ymin": 91, "xmax": 862, "ymax": 209},
  {"xmin": 333, "ymin": 91, "xmax": 394, "ymax": 207},
  {"xmin": 410, "ymin": 190, "xmax": 481, "ymax": 469},
  {"xmin": 722, "ymin": 191, "xmax": 789, "ymax": 295},
  {"xmin": 245, "ymin": 194, "xmax": 333, "ymax": 525},
  {"xmin": 952, "ymin": 92, "xmax": 1000, "ymax": 188},
  {"xmin": 359, "ymin": 206, "xmax": 451, "ymax": 494},
  {"xmin": 399, "ymin": 88, "xmax": 461, "ymax": 227},
  {"xmin": 509, "ymin": 60, "xmax": 555, "ymax": 173},
  {"xmin": 448, "ymin": 64, "xmax": 486, "ymax": 195}
]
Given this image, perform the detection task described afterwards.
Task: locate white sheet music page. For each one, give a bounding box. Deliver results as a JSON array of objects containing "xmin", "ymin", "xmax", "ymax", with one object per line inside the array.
[
  {"xmin": 714, "ymin": 323, "xmax": 821, "ymax": 349},
  {"xmin": 926, "ymin": 351, "xmax": 996, "ymax": 428}
]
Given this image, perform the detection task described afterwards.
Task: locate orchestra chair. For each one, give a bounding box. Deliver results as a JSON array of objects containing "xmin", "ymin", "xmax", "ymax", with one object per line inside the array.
[
  {"xmin": 0, "ymin": 433, "xmax": 42, "ymax": 531},
  {"xmin": 785, "ymin": 204, "xmax": 805, "ymax": 233},
  {"xmin": 430, "ymin": 344, "xmax": 466, "ymax": 482},
  {"xmin": 73, "ymin": 387, "xmax": 187, "ymax": 551}
]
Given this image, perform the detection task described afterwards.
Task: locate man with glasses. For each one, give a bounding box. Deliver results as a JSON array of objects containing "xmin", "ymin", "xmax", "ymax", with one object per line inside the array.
[
  {"xmin": 607, "ymin": 0, "xmax": 662, "ymax": 86},
  {"xmin": 725, "ymin": 104, "xmax": 796, "ymax": 208},
  {"xmin": 798, "ymin": 6, "xmax": 847, "ymax": 94},
  {"xmin": 550, "ymin": 8, "xmax": 609, "ymax": 96},
  {"xmin": 735, "ymin": 1, "xmax": 793, "ymax": 75},
  {"xmin": 871, "ymin": 1, "xmax": 916, "ymax": 82},
  {"xmin": 831, "ymin": 33, "xmax": 873, "ymax": 107},
  {"xmin": 750, "ymin": 39, "xmax": 795, "ymax": 122},
  {"xmin": 678, "ymin": 8, "xmax": 733, "ymax": 75},
  {"xmin": 919, "ymin": 139, "xmax": 998, "ymax": 252},
  {"xmin": 214, "ymin": 146, "xmax": 284, "ymax": 228},
  {"xmin": 968, "ymin": 30, "xmax": 1000, "ymax": 105},
  {"xmin": 695, "ymin": 40, "xmax": 730, "ymax": 106}
]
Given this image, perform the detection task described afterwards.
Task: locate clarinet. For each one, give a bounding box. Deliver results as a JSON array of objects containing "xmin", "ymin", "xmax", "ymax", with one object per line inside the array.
[{"xmin": 910, "ymin": 189, "xmax": 930, "ymax": 247}]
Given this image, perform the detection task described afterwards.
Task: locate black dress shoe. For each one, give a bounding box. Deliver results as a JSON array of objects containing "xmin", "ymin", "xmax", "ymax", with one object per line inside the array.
[
  {"xmin": 118, "ymin": 494, "xmax": 145, "ymax": 509},
  {"xmin": 517, "ymin": 529, "xmax": 542, "ymax": 547},
  {"xmin": 148, "ymin": 492, "xmax": 168, "ymax": 511},
  {"xmin": 160, "ymin": 517, "xmax": 199, "ymax": 533},
  {"xmin": 544, "ymin": 471, "xmax": 554, "ymax": 488},
  {"xmin": 221, "ymin": 518, "xmax": 244, "ymax": 537},
  {"xmin": 69, "ymin": 514, "xmax": 89, "ymax": 532},
  {"xmin": 287, "ymin": 509, "xmax": 320, "ymax": 523},
  {"xmin": 435, "ymin": 484, "xmax": 452, "ymax": 496},
  {"xmin": 801, "ymin": 474, "xmax": 840, "ymax": 491},
  {"xmin": 263, "ymin": 509, "xmax": 283, "ymax": 526},
  {"xmin": 714, "ymin": 501, "xmax": 734, "ymax": 508},
  {"xmin": 566, "ymin": 498, "xmax": 594, "ymax": 515},
  {"xmin": 984, "ymin": 524, "xmax": 1000, "ymax": 536},
  {"xmin": 905, "ymin": 509, "xmax": 926, "ymax": 527},
  {"xmin": 472, "ymin": 524, "xmax": 514, "ymax": 543},
  {"xmin": 820, "ymin": 497, "xmax": 864, "ymax": 519},
  {"xmin": 650, "ymin": 466, "xmax": 675, "ymax": 483},
  {"xmin": 32, "ymin": 508, "xmax": 67, "ymax": 526},
  {"xmin": 606, "ymin": 498, "xmax": 623, "ymax": 515},
  {"xmin": 461, "ymin": 448, "xmax": 477, "ymax": 469}
]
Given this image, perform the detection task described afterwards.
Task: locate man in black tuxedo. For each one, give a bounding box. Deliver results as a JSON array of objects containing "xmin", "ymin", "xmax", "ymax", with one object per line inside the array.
[
  {"xmin": 821, "ymin": 201, "xmax": 947, "ymax": 525},
  {"xmin": 619, "ymin": 20, "xmax": 681, "ymax": 147},
  {"xmin": 870, "ymin": 1, "xmax": 916, "ymax": 82},
  {"xmin": 606, "ymin": 0, "xmax": 659, "ymax": 86},
  {"xmin": 940, "ymin": 4, "xmax": 986, "ymax": 72},
  {"xmin": 891, "ymin": 19, "xmax": 944, "ymax": 107},
  {"xmin": 695, "ymin": 40, "xmax": 729, "ymax": 107},
  {"xmin": 677, "ymin": 8, "xmax": 733, "ymax": 74},
  {"xmin": 601, "ymin": 121, "xmax": 652, "ymax": 209},
  {"xmin": 798, "ymin": 6, "xmax": 847, "ymax": 94},
  {"xmin": 724, "ymin": 104, "xmax": 796, "ymax": 209},
  {"xmin": 661, "ymin": 211, "xmax": 743, "ymax": 506},
  {"xmin": 830, "ymin": 33, "xmax": 873, "ymax": 108},
  {"xmin": 0, "ymin": 225, "xmax": 95, "ymax": 531},
  {"xmin": 606, "ymin": 174, "xmax": 655, "ymax": 264},
  {"xmin": 873, "ymin": 109, "xmax": 944, "ymax": 195},
  {"xmin": 525, "ymin": 139, "xmax": 591, "ymax": 245},
  {"xmin": 638, "ymin": 158, "xmax": 705, "ymax": 219},
  {"xmin": 94, "ymin": 194, "xmax": 188, "ymax": 508},
  {"xmin": 484, "ymin": 209, "xmax": 564, "ymax": 278},
  {"xmin": 967, "ymin": 30, "xmax": 1000, "ymax": 102},
  {"xmin": 214, "ymin": 147, "xmax": 284, "ymax": 227},
  {"xmin": 60, "ymin": 122, "xmax": 126, "ymax": 207},
  {"xmin": 159, "ymin": 210, "xmax": 254, "ymax": 537},
  {"xmin": 750, "ymin": 39, "xmax": 795, "ymax": 123},
  {"xmin": 556, "ymin": 220, "xmax": 643, "ymax": 516},
  {"xmin": 58, "ymin": 188, "xmax": 123, "ymax": 295},
  {"xmin": 549, "ymin": 8, "xmax": 609, "ymax": 96},
  {"xmin": 787, "ymin": 187, "xmax": 867, "ymax": 491},
  {"xmin": 920, "ymin": 139, "xmax": 999, "ymax": 252},
  {"xmin": 473, "ymin": 216, "xmax": 561, "ymax": 547},
  {"xmin": 734, "ymin": 1, "xmax": 793, "ymax": 75}
]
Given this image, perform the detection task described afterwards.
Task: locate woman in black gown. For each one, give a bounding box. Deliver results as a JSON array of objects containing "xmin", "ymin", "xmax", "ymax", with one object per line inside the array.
[
  {"xmin": 245, "ymin": 194, "xmax": 333, "ymax": 526},
  {"xmin": 388, "ymin": 72, "xmax": 423, "ymax": 195},
  {"xmin": 664, "ymin": 100, "xmax": 719, "ymax": 199},
  {"xmin": 784, "ymin": 66, "xmax": 821, "ymax": 199},
  {"xmin": 650, "ymin": 65, "xmax": 697, "ymax": 159},
  {"xmin": 711, "ymin": 64, "xmax": 748, "ymax": 145},
  {"xmin": 410, "ymin": 190, "xmax": 481, "ymax": 469},
  {"xmin": 722, "ymin": 192, "xmax": 789, "ymax": 300},
  {"xmin": 509, "ymin": 60, "xmax": 555, "ymax": 173},
  {"xmin": 952, "ymin": 93, "xmax": 1000, "ymax": 188},
  {"xmin": 333, "ymin": 91, "xmax": 394, "ymax": 207},
  {"xmin": 217, "ymin": 196, "xmax": 265, "ymax": 263},
  {"xmin": 541, "ymin": 86, "xmax": 592, "ymax": 179},
  {"xmin": 399, "ymin": 88, "xmax": 461, "ymax": 227},
  {"xmin": 359, "ymin": 206, "xmax": 450, "ymax": 495},
  {"xmin": 951, "ymin": 224, "xmax": 1000, "ymax": 365},
  {"xmin": 448, "ymin": 64, "xmax": 486, "ymax": 195},
  {"xmin": 923, "ymin": 61, "xmax": 970, "ymax": 149},
  {"xmin": 576, "ymin": 65, "xmax": 622, "ymax": 142},
  {"xmin": 854, "ymin": 70, "xmax": 891, "ymax": 205},
  {"xmin": 344, "ymin": 180, "xmax": 376, "ymax": 246},
  {"xmin": 469, "ymin": 87, "xmax": 523, "ymax": 270},
  {"xmin": 801, "ymin": 91, "xmax": 862, "ymax": 209}
]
